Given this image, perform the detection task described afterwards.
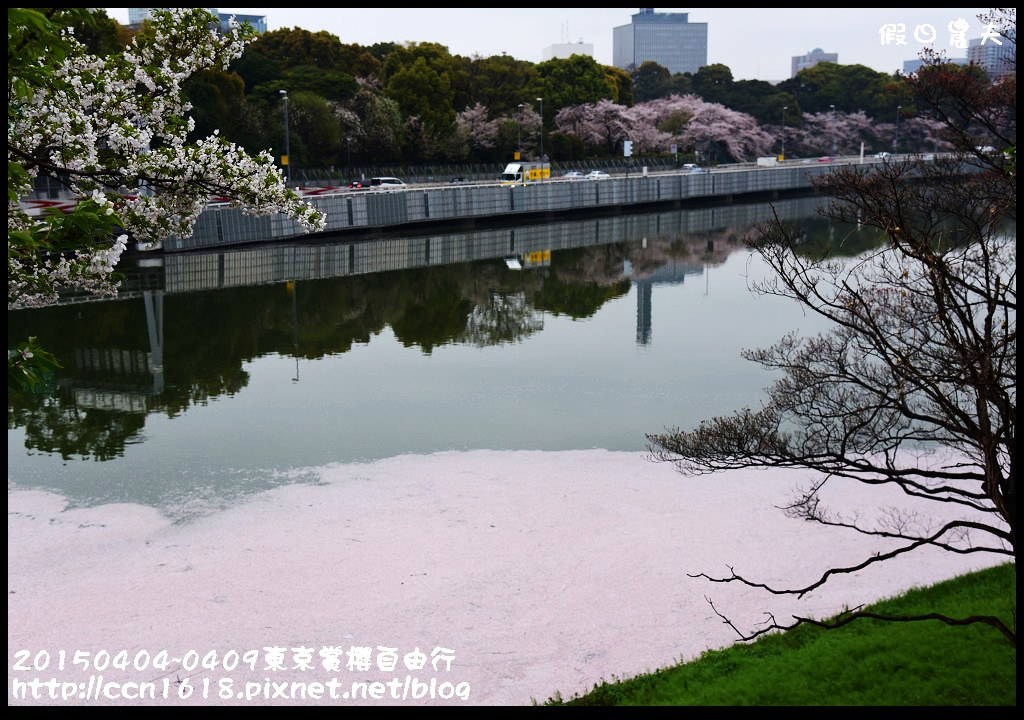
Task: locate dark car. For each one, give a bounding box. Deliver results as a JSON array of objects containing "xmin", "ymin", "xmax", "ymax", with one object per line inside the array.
[
  {"xmin": 348, "ymin": 179, "xmax": 369, "ymax": 190},
  {"xmin": 450, "ymin": 177, "xmax": 468, "ymax": 184}
]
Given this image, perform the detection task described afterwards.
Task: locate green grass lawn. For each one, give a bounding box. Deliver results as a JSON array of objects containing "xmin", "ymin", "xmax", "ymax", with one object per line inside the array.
[{"xmin": 544, "ymin": 563, "xmax": 1016, "ymax": 706}]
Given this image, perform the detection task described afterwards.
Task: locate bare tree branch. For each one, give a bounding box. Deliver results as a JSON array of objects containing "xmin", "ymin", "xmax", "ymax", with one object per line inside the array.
[
  {"xmin": 705, "ymin": 596, "xmax": 1017, "ymax": 646},
  {"xmin": 652, "ymin": 19, "xmax": 1016, "ymax": 644}
]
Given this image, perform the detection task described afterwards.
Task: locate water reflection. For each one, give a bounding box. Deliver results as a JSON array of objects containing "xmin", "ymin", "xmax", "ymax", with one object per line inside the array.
[{"xmin": 8, "ymin": 197, "xmax": 887, "ymax": 515}]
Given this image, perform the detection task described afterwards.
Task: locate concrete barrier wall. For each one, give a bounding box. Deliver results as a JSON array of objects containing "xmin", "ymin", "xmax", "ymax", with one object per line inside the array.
[
  {"xmin": 160, "ymin": 195, "xmax": 825, "ymax": 294},
  {"xmin": 165, "ymin": 166, "xmax": 833, "ymax": 252}
]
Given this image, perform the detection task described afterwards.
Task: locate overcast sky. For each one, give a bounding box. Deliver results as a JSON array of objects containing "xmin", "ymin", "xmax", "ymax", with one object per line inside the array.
[{"xmin": 105, "ymin": 7, "xmax": 997, "ymax": 82}]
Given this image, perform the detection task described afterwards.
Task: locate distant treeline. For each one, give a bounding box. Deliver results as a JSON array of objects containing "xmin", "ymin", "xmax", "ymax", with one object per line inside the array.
[{"xmin": 83, "ymin": 13, "xmax": 980, "ymax": 167}]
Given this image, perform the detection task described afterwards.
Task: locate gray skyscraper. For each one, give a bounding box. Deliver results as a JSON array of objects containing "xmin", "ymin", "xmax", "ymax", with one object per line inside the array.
[{"xmin": 613, "ymin": 8, "xmax": 708, "ymax": 75}]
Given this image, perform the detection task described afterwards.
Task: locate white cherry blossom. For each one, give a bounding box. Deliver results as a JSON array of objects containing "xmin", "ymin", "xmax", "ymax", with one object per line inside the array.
[{"xmin": 9, "ymin": 8, "xmax": 325, "ymax": 310}]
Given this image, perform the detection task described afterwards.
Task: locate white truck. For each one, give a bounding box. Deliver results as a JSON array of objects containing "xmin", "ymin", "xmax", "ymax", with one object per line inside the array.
[
  {"xmin": 499, "ymin": 161, "xmax": 551, "ymax": 185},
  {"xmin": 756, "ymin": 156, "xmax": 779, "ymax": 167}
]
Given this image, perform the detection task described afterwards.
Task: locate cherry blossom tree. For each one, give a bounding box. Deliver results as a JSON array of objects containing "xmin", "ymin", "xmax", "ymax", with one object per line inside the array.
[
  {"xmin": 780, "ymin": 110, "xmax": 878, "ymax": 157},
  {"xmin": 643, "ymin": 95, "xmax": 774, "ymax": 162},
  {"xmin": 582, "ymin": 100, "xmax": 631, "ymax": 154},
  {"xmin": 516, "ymin": 104, "xmax": 543, "ymax": 159},
  {"xmin": 8, "ymin": 8, "xmax": 325, "ymax": 313},
  {"xmin": 555, "ymin": 95, "xmax": 772, "ymax": 162},
  {"xmin": 456, "ymin": 102, "xmax": 499, "ymax": 158},
  {"xmin": 552, "ymin": 103, "xmax": 589, "ymax": 138},
  {"xmin": 778, "ymin": 110, "xmax": 953, "ymax": 158},
  {"xmin": 622, "ymin": 102, "xmax": 673, "ymax": 154},
  {"xmin": 553, "ymin": 100, "xmax": 631, "ymax": 155}
]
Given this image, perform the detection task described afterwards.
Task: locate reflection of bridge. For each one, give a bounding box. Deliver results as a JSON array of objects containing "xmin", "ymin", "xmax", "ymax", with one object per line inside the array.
[
  {"xmin": 62, "ymin": 290, "xmax": 165, "ymax": 412},
  {"xmin": 143, "ymin": 196, "xmax": 824, "ymax": 295},
  {"xmin": 138, "ymin": 198, "xmax": 819, "ymax": 354},
  {"xmin": 158, "ymin": 199, "xmax": 799, "ymax": 348}
]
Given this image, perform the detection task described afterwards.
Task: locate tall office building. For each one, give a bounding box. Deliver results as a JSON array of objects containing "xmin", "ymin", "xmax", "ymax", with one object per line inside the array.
[
  {"xmin": 127, "ymin": 8, "xmax": 155, "ymax": 25},
  {"xmin": 791, "ymin": 48, "xmax": 838, "ymax": 78},
  {"xmin": 613, "ymin": 8, "xmax": 708, "ymax": 75},
  {"xmin": 968, "ymin": 37, "xmax": 1015, "ymax": 80}
]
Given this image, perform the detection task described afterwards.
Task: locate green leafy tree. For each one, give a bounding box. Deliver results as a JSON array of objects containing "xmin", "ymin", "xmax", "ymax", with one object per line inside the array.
[
  {"xmin": 184, "ymin": 68, "xmax": 247, "ymax": 141},
  {"xmin": 666, "ymin": 71, "xmax": 694, "ymax": 97},
  {"xmin": 224, "ymin": 96, "xmax": 274, "ymax": 158},
  {"xmin": 282, "ymin": 65, "xmax": 358, "ymax": 103},
  {"xmin": 381, "ymin": 41, "xmax": 455, "ymax": 83},
  {"xmin": 68, "ymin": 7, "xmax": 124, "ymax": 56},
  {"xmin": 632, "ymin": 61, "xmax": 672, "ymax": 102},
  {"xmin": 366, "ymin": 41, "xmax": 402, "ymax": 64},
  {"xmin": 385, "ymin": 56, "xmax": 456, "ymax": 158},
  {"xmin": 249, "ymin": 27, "xmax": 345, "ymax": 71},
  {"xmin": 230, "ymin": 48, "xmax": 282, "ymax": 92},
  {"xmin": 350, "ymin": 88, "xmax": 405, "ymax": 163},
  {"xmin": 535, "ymin": 55, "xmax": 618, "ymax": 121},
  {"xmin": 444, "ymin": 53, "xmax": 475, "ymax": 113},
  {"xmin": 462, "ymin": 54, "xmax": 538, "ymax": 117},
  {"xmin": 782, "ymin": 62, "xmax": 912, "ymax": 119},
  {"xmin": 337, "ymin": 42, "xmax": 383, "ymax": 80},
  {"xmin": 604, "ymin": 65, "xmax": 635, "ymax": 107},
  {"xmin": 691, "ymin": 62, "xmax": 734, "ymax": 104},
  {"xmin": 287, "ymin": 91, "xmax": 344, "ymax": 169},
  {"xmin": 729, "ymin": 80, "xmax": 798, "ymax": 125}
]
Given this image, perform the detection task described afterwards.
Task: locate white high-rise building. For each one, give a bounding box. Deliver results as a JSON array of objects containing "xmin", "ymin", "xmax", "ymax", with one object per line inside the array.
[
  {"xmin": 968, "ymin": 36, "xmax": 1015, "ymax": 80},
  {"xmin": 543, "ymin": 42, "xmax": 595, "ymax": 61}
]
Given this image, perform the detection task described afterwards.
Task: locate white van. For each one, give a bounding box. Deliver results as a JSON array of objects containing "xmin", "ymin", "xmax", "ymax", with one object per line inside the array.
[{"xmin": 369, "ymin": 176, "xmax": 406, "ymax": 189}]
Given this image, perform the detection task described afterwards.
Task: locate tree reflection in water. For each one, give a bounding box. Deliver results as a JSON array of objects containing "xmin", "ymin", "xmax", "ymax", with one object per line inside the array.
[{"xmin": 9, "ymin": 200, "xmax": 885, "ymax": 464}]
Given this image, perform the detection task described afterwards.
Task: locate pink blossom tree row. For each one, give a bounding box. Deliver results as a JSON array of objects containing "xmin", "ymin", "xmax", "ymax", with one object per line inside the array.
[{"xmin": 452, "ymin": 96, "xmax": 951, "ymax": 164}]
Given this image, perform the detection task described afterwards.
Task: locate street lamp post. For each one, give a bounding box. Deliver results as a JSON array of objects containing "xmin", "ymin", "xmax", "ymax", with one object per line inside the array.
[
  {"xmin": 279, "ymin": 89, "xmax": 290, "ymax": 185},
  {"xmin": 781, "ymin": 105, "xmax": 788, "ymax": 160},
  {"xmin": 536, "ymin": 96, "xmax": 544, "ymax": 160},
  {"xmin": 894, "ymin": 104, "xmax": 902, "ymax": 155},
  {"xmin": 517, "ymin": 103, "xmax": 524, "ymax": 157},
  {"xmin": 830, "ymin": 104, "xmax": 836, "ymax": 156}
]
